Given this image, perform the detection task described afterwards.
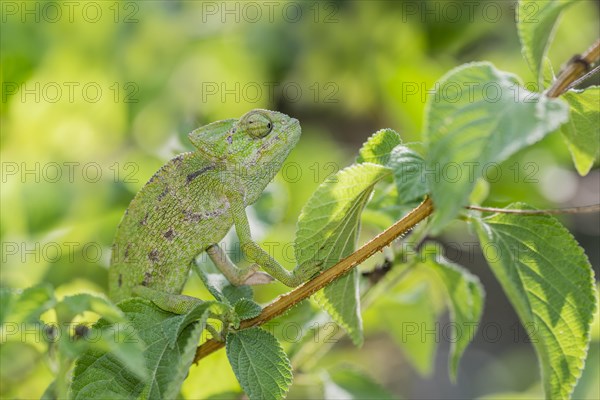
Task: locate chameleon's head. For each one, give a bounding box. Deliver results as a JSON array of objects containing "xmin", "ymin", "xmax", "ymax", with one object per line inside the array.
[{"xmin": 189, "ymin": 109, "xmax": 301, "ymax": 172}]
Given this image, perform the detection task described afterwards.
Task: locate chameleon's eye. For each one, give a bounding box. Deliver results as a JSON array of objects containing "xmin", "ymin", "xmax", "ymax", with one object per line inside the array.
[{"xmin": 241, "ymin": 111, "xmax": 273, "ymax": 138}]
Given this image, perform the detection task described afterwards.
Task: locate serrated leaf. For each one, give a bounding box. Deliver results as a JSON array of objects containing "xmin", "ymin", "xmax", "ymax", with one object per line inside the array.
[
  {"xmin": 559, "ymin": 87, "xmax": 600, "ymax": 175},
  {"xmin": 421, "ymin": 244, "xmax": 485, "ymax": 381},
  {"xmin": 70, "ymin": 299, "xmax": 214, "ymax": 400},
  {"xmin": 425, "ymin": 62, "xmax": 568, "ymax": 232},
  {"xmin": 356, "ymin": 128, "xmax": 402, "ymax": 165},
  {"xmin": 234, "ymin": 298, "xmax": 262, "ymax": 320},
  {"xmin": 517, "ymin": 0, "xmax": 576, "ymax": 83},
  {"xmin": 572, "ymin": 337, "xmax": 600, "ymax": 399},
  {"xmin": 295, "ymin": 163, "xmax": 391, "ymax": 345},
  {"xmin": 226, "ymin": 327, "xmax": 292, "ymax": 400},
  {"xmin": 222, "ymin": 285, "xmax": 253, "ymax": 305},
  {"xmin": 474, "ymin": 204, "xmax": 596, "ymax": 399},
  {"xmin": 315, "ymin": 253, "xmax": 362, "ymax": 345},
  {"xmin": 388, "ymin": 145, "xmax": 428, "ymax": 204}
]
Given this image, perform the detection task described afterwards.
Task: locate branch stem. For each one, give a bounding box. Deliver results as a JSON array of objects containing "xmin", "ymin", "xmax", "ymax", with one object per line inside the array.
[{"xmin": 546, "ymin": 38, "xmax": 600, "ymax": 98}]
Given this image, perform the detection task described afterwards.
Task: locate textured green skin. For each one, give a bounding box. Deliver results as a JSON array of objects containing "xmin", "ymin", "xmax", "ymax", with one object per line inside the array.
[{"xmin": 108, "ymin": 110, "xmax": 302, "ymax": 304}]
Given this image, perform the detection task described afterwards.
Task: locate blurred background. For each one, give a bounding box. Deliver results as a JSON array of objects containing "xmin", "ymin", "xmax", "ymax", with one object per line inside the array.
[{"xmin": 1, "ymin": 1, "xmax": 599, "ymax": 399}]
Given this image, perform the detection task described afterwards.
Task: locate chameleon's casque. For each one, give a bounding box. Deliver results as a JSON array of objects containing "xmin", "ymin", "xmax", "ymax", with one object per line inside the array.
[{"xmin": 109, "ymin": 110, "xmax": 301, "ymax": 303}]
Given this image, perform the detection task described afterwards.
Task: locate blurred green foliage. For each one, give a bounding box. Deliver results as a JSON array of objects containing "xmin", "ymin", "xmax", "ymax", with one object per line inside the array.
[{"xmin": 1, "ymin": 1, "xmax": 598, "ymax": 399}]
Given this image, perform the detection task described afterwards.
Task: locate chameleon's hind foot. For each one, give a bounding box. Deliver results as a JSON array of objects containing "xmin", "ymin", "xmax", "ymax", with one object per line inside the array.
[
  {"xmin": 207, "ymin": 244, "xmax": 273, "ymax": 286},
  {"xmin": 242, "ymin": 269, "xmax": 274, "ymax": 285}
]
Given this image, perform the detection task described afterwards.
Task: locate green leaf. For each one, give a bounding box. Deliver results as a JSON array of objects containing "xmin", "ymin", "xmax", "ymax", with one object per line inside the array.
[
  {"xmin": 151, "ymin": 321, "xmax": 204, "ymax": 400},
  {"xmin": 315, "ymin": 264, "xmax": 361, "ymax": 345},
  {"xmin": 323, "ymin": 367, "xmax": 396, "ymax": 400},
  {"xmin": 421, "ymin": 244, "xmax": 485, "ymax": 381},
  {"xmin": 222, "ymin": 285, "xmax": 253, "ymax": 305},
  {"xmin": 517, "ymin": 0, "xmax": 576, "ymax": 83},
  {"xmin": 425, "ymin": 62, "xmax": 568, "ymax": 232},
  {"xmin": 234, "ymin": 298, "xmax": 262, "ymax": 320},
  {"xmin": 474, "ymin": 204, "xmax": 596, "ymax": 399},
  {"xmin": 559, "ymin": 87, "xmax": 600, "ymax": 175},
  {"xmin": 226, "ymin": 327, "xmax": 292, "ymax": 400},
  {"xmin": 572, "ymin": 339, "xmax": 600, "ymax": 400},
  {"xmin": 2, "ymin": 284, "xmax": 56, "ymax": 324},
  {"xmin": 70, "ymin": 299, "xmax": 214, "ymax": 400},
  {"xmin": 356, "ymin": 128, "xmax": 401, "ymax": 165},
  {"xmin": 60, "ymin": 321, "xmax": 146, "ymax": 381},
  {"xmin": 364, "ymin": 277, "xmax": 438, "ymax": 376},
  {"xmin": 388, "ymin": 145, "xmax": 428, "ymax": 204},
  {"xmin": 295, "ymin": 163, "xmax": 391, "ymax": 345},
  {"xmin": 55, "ymin": 293, "xmax": 126, "ymax": 326}
]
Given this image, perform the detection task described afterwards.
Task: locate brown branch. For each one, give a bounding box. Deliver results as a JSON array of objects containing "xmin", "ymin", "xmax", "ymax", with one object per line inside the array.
[
  {"xmin": 193, "ymin": 196, "xmax": 434, "ymax": 363},
  {"xmin": 546, "ymin": 39, "xmax": 600, "ymax": 98},
  {"xmin": 466, "ymin": 204, "xmax": 600, "ymax": 215}
]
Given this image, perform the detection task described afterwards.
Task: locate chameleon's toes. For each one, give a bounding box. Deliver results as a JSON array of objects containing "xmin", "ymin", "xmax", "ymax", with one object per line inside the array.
[{"xmin": 243, "ymin": 271, "xmax": 274, "ymax": 285}]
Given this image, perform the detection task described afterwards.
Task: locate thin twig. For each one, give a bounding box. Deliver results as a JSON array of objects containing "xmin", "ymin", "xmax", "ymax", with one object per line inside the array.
[
  {"xmin": 466, "ymin": 204, "xmax": 600, "ymax": 215},
  {"xmin": 546, "ymin": 39, "xmax": 600, "ymax": 98},
  {"xmin": 193, "ymin": 197, "xmax": 435, "ymax": 363}
]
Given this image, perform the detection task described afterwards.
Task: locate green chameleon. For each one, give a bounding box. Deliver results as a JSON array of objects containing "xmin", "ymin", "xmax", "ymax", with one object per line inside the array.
[{"xmin": 109, "ymin": 109, "xmax": 320, "ymax": 309}]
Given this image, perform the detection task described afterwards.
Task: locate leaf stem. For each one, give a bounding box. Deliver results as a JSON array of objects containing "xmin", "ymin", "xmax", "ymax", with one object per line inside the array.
[
  {"xmin": 193, "ymin": 197, "xmax": 435, "ymax": 363},
  {"xmin": 466, "ymin": 204, "xmax": 600, "ymax": 215},
  {"xmin": 546, "ymin": 38, "xmax": 600, "ymax": 98}
]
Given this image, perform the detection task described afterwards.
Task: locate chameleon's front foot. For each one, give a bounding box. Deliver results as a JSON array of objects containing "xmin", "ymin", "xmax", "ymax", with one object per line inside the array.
[{"xmin": 275, "ymin": 259, "xmax": 324, "ymax": 287}]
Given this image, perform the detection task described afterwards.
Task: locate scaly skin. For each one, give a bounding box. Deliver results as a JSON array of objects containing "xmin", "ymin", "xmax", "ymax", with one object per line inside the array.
[{"xmin": 108, "ymin": 110, "xmax": 309, "ymax": 305}]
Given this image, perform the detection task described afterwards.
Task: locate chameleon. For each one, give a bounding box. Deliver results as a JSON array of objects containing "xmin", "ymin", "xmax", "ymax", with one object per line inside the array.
[{"xmin": 108, "ymin": 109, "xmax": 321, "ymax": 307}]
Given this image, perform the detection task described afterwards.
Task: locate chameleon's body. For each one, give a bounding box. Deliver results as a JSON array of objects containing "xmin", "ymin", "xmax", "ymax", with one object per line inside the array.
[{"xmin": 109, "ymin": 110, "xmax": 315, "ymax": 305}]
